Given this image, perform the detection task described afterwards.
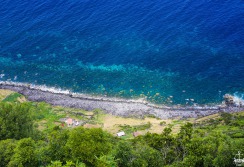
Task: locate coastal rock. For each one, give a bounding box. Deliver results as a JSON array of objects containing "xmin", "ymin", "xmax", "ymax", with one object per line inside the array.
[
  {"xmin": 224, "ymin": 94, "xmax": 243, "ymax": 107},
  {"xmin": 224, "ymin": 94, "xmax": 234, "ymax": 106}
]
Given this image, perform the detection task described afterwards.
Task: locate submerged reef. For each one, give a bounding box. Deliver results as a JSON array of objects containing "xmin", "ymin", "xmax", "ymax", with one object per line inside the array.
[{"xmin": 0, "ymin": 81, "xmax": 243, "ymax": 119}]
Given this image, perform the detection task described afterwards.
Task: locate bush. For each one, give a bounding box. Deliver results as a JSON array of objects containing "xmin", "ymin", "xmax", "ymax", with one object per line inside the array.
[
  {"xmin": 160, "ymin": 121, "xmax": 166, "ymax": 126},
  {"xmin": 220, "ymin": 112, "xmax": 232, "ymax": 125}
]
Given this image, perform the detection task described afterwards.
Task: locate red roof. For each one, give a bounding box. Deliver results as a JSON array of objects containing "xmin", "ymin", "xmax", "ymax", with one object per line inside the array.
[{"xmin": 66, "ymin": 118, "xmax": 73, "ymax": 125}]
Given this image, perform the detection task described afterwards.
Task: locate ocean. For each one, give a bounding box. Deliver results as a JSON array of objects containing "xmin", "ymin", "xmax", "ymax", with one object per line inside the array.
[{"xmin": 0, "ymin": 0, "xmax": 243, "ymax": 105}]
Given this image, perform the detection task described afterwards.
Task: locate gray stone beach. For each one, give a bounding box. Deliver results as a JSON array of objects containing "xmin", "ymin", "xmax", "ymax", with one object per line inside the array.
[{"xmin": 0, "ymin": 82, "xmax": 243, "ymax": 119}]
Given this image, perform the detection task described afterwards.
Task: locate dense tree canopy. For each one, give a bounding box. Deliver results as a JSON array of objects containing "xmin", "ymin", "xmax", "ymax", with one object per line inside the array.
[
  {"xmin": 66, "ymin": 127, "xmax": 113, "ymax": 166},
  {"xmin": 0, "ymin": 102, "xmax": 36, "ymax": 140},
  {"xmin": 0, "ymin": 99, "xmax": 243, "ymax": 167},
  {"xmin": 8, "ymin": 138, "xmax": 38, "ymax": 167},
  {"xmin": 0, "ymin": 139, "xmax": 16, "ymax": 167}
]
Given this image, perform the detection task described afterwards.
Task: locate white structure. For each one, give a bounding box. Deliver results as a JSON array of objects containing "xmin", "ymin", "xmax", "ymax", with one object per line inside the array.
[
  {"xmin": 75, "ymin": 121, "xmax": 79, "ymax": 126},
  {"xmin": 234, "ymin": 151, "xmax": 244, "ymax": 166},
  {"xmin": 117, "ymin": 131, "xmax": 125, "ymax": 137}
]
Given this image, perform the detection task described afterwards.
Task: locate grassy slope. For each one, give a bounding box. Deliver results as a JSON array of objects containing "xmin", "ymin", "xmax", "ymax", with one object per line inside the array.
[{"xmin": 0, "ymin": 89, "xmax": 13, "ymax": 101}]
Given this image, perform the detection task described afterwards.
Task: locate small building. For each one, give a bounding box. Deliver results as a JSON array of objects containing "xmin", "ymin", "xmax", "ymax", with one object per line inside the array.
[
  {"xmin": 75, "ymin": 121, "xmax": 80, "ymax": 126},
  {"xmin": 117, "ymin": 131, "xmax": 125, "ymax": 137},
  {"xmin": 65, "ymin": 118, "xmax": 73, "ymax": 127},
  {"xmin": 60, "ymin": 117, "xmax": 83, "ymax": 127}
]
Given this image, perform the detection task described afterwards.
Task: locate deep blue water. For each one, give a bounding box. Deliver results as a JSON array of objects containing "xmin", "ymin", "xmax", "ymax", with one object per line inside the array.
[{"xmin": 0, "ymin": 0, "xmax": 243, "ymax": 105}]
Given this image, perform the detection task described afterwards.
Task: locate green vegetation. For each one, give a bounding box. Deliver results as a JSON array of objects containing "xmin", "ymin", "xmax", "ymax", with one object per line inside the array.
[
  {"xmin": 0, "ymin": 91, "xmax": 243, "ymax": 167},
  {"xmin": 0, "ymin": 102, "xmax": 38, "ymax": 140},
  {"xmin": 2, "ymin": 93, "xmax": 22, "ymax": 102},
  {"xmin": 159, "ymin": 121, "xmax": 166, "ymax": 126},
  {"xmin": 119, "ymin": 122, "xmax": 152, "ymax": 133}
]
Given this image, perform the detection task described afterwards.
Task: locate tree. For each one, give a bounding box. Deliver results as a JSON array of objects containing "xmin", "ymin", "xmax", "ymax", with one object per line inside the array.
[
  {"xmin": 114, "ymin": 140, "xmax": 164, "ymax": 167},
  {"xmin": 35, "ymin": 139, "xmax": 52, "ymax": 166},
  {"xmin": 141, "ymin": 127, "xmax": 177, "ymax": 165},
  {"xmin": 176, "ymin": 123, "xmax": 193, "ymax": 160},
  {"xmin": 114, "ymin": 141, "xmax": 134, "ymax": 167},
  {"xmin": 95, "ymin": 154, "xmax": 117, "ymax": 167},
  {"xmin": 46, "ymin": 127, "xmax": 69, "ymax": 163},
  {"xmin": 8, "ymin": 138, "xmax": 38, "ymax": 167},
  {"xmin": 47, "ymin": 160, "xmax": 63, "ymax": 167},
  {"xmin": 66, "ymin": 127, "xmax": 112, "ymax": 166},
  {"xmin": 135, "ymin": 143, "xmax": 163, "ymax": 167},
  {"xmin": 179, "ymin": 131, "xmax": 234, "ymax": 167},
  {"xmin": 220, "ymin": 112, "xmax": 232, "ymax": 125},
  {"xmin": 0, "ymin": 102, "xmax": 36, "ymax": 140},
  {"xmin": 47, "ymin": 160, "xmax": 86, "ymax": 167},
  {"xmin": 0, "ymin": 139, "xmax": 17, "ymax": 167}
]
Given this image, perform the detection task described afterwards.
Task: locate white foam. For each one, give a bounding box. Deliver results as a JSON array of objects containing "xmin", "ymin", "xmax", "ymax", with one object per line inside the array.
[
  {"xmin": 0, "ymin": 81, "xmax": 225, "ymax": 110},
  {"xmin": 0, "ymin": 74, "xmax": 5, "ymax": 78},
  {"xmin": 233, "ymin": 93, "xmax": 244, "ymax": 107}
]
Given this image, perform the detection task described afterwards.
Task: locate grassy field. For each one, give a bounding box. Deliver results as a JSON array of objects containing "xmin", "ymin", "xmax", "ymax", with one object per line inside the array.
[{"xmin": 0, "ymin": 89, "xmax": 13, "ymax": 101}]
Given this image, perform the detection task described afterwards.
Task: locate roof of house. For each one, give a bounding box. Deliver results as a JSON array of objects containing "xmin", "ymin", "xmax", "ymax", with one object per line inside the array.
[
  {"xmin": 117, "ymin": 131, "xmax": 125, "ymax": 137},
  {"xmin": 66, "ymin": 118, "xmax": 73, "ymax": 125}
]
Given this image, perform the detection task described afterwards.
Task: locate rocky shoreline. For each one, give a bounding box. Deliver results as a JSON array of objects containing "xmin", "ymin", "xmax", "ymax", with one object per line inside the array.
[{"xmin": 0, "ymin": 81, "xmax": 243, "ymax": 119}]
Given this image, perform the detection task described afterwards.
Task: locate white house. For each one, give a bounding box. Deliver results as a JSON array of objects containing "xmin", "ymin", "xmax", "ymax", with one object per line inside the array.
[{"xmin": 117, "ymin": 131, "xmax": 125, "ymax": 137}]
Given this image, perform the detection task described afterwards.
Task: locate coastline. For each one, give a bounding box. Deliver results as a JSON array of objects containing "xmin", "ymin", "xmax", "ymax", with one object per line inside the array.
[{"xmin": 0, "ymin": 81, "xmax": 243, "ymax": 119}]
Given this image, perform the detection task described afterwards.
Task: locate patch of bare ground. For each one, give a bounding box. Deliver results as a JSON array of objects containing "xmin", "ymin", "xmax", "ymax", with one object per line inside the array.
[
  {"xmin": 0, "ymin": 89, "xmax": 13, "ymax": 100},
  {"xmin": 17, "ymin": 96, "xmax": 27, "ymax": 102},
  {"xmin": 54, "ymin": 121, "xmax": 61, "ymax": 126},
  {"xmin": 195, "ymin": 113, "xmax": 220, "ymax": 123},
  {"xmin": 84, "ymin": 123, "xmax": 102, "ymax": 128},
  {"xmin": 102, "ymin": 114, "xmax": 174, "ymax": 134},
  {"xmin": 38, "ymin": 120, "xmax": 47, "ymax": 131}
]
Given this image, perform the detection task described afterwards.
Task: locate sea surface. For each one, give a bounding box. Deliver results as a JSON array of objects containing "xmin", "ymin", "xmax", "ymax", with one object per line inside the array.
[{"xmin": 0, "ymin": 0, "xmax": 243, "ymax": 105}]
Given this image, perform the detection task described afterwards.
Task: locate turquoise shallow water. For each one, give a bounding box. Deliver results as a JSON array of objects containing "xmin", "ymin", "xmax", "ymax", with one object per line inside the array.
[{"xmin": 0, "ymin": 0, "xmax": 243, "ymax": 105}]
